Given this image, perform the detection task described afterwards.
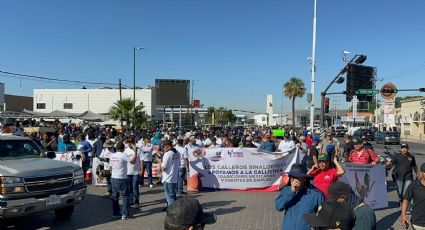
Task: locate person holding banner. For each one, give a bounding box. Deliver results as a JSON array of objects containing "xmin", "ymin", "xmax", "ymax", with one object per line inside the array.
[
  {"xmin": 277, "ymin": 134, "xmax": 295, "ymax": 153},
  {"xmin": 275, "ymin": 164, "xmax": 325, "ymax": 230},
  {"xmin": 347, "ymin": 138, "xmax": 379, "ymax": 165},
  {"xmin": 58, "ymin": 134, "xmax": 76, "ymax": 152},
  {"xmin": 402, "ymin": 163, "xmax": 425, "ymax": 230},
  {"xmin": 308, "ymin": 154, "xmax": 344, "ymax": 198}
]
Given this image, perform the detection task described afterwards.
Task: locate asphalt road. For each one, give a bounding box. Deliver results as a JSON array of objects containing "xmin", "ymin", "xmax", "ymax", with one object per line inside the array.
[{"xmin": 1, "ymin": 139, "xmax": 424, "ymax": 230}]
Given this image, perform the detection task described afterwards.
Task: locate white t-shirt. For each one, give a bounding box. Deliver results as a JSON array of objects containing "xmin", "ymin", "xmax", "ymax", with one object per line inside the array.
[
  {"xmin": 110, "ymin": 151, "xmax": 131, "ymax": 179},
  {"xmin": 124, "ymin": 147, "xmax": 140, "ymax": 175},
  {"xmin": 99, "ymin": 148, "xmax": 115, "ymax": 170},
  {"xmin": 161, "ymin": 149, "xmax": 180, "ymax": 183},
  {"xmin": 203, "ymin": 138, "xmax": 212, "ymax": 146},
  {"xmin": 277, "ymin": 140, "xmax": 296, "ymax": 153},
  {"xmin": 216, "ymin": 137, "xmax": 222, "ymax": 146},
  {"xmin": 138, "ymin": 143, "xmax": 153, "ymax": 162},
  {"xmin": 175, "ymin": 145, "xmax": 188, "ymax": 168}
]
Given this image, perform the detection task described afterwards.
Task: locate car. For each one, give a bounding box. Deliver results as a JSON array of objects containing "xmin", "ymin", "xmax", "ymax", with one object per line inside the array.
[
  {"xmin": 353, "ymin": 128, "xmax": 375, "ymax": 141},
  {"xmin": 334, "ymin": 126, "xmax": 347, "ymax": 137},
  {"xmin": 0, "ymin": 135, "xmax": 86, "ymax": 219},
  {"xmin": 375, "ymin": 131, "xmax": 400, "ymax": 145}
]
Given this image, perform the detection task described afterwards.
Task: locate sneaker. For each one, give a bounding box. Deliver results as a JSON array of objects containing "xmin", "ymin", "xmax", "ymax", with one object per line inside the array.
[
  {"xmin": 112, "ymin": 215, "xmax": 121, "ymax": 219},
  {"xmin": 121, "ymin": 215, "xmax": 129, "ymax": 220},
  {"xmin": 156, "ymin": 181, "xmax": 162, "ymax": 185},
  {"xmin": 149, "ymin": 184, "xmax": 154, "ymax": 188}
]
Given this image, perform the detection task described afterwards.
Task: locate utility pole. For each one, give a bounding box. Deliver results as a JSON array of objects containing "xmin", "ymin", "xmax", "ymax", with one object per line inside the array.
[
  {"xmin": 191, "ymin": 80, "xmax": 194, "ymax": 125},
  {"xmin": 119, "ymin": 78, "xmax": 123, "ymax": 127}
]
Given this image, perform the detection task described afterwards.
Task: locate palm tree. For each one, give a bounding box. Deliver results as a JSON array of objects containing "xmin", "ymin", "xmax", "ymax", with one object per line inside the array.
[
  {"xmin": 284, "ymin": 77, "xmax": 306, "ymax": 127},
  {"xmin": 109, "ymin": 98, "xmax": 145, "ymax": 127}
]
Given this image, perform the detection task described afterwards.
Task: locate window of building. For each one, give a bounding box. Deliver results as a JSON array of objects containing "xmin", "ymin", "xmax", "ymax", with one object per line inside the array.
[
  {"xmin": 36, "ymin": 103, "xmax": 46, "ymax": 109},
  {"xmin": 64, "ymin": 103, "xmax": 73, "ymax": 109},
  {"xmin": 139, "ymin": 102, "xmax": 143, "ymax": 105}
]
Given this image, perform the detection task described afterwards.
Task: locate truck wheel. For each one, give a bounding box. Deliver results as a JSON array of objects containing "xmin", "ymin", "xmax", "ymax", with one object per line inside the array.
[{"xmin": 55, "ymin": 205, "xmax": 74, "ymax": 219}]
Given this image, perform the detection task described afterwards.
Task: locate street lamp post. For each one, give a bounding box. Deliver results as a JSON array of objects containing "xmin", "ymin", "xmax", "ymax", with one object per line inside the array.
[
  {"xmin": 309, "ymin": 0, "xmax": 317, "ymax": 132},
  {"xmin": 133, "ymin": 47, "xmax": 144, "ymax": 112}
]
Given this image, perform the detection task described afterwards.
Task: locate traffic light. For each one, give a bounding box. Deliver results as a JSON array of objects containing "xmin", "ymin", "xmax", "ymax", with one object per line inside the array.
[{"xmin": 325, "ymin": 97, "xmax": 330, "ymax": 113}]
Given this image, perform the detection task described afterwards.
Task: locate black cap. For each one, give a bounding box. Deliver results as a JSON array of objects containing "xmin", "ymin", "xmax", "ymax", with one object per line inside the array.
[
  {"xmin": 328, "ymin": 181, "xmax": 353, "ymax": 199},
  {"xmin": 421, "ymin": 163, "xmax": 425, "ymax": 172},
  {"xmin": 401, "ymin": 143, "xmax": 409, "ymax": 149},
  {"xmin": 287, "ymin": 163, "xmax": 309, "ymax": 178},
  {"xmin": 304, "ymin": 201, "xmax": 355, "ymax": 229},
  {"xmin": 165, "ymin": 197, "xmax": 216, "ymax": 226}
]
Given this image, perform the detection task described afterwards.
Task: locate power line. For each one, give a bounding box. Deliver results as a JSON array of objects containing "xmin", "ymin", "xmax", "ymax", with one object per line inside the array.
[{"xmin": 0, "ymin": 69, "xmax": 117, "ymax": 86}]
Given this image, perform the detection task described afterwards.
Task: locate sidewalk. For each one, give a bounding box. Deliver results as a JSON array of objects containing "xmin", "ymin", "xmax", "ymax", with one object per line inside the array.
[{"xmin": 400, "ymin": 135, "xmax": 425, "ymax": 144}]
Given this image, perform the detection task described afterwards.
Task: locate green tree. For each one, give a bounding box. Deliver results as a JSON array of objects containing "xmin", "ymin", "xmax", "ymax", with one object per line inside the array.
[
  {"xmin": 108, "ymin": 98, "xmax": 146, "ymax": 127},
  {"xmin": 284, "ymin": 77, "xmax": 306, "ymax": 127}
]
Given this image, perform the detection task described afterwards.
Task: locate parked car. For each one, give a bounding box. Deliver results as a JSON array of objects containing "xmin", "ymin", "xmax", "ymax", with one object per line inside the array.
[
  {"xmin": 0, "ymin": 135, "xmax": 86, "ymax": 219},
  {"xmin": 375, "ymin": 131, "xmax": 400, "ymax": 145},
  {"xmin": 334, "ymin": 126, "xmax": 347, "ymax": 137},
  {"xmin": 353, "ymin": 128, "xmax": 375, "ymax": 141}
]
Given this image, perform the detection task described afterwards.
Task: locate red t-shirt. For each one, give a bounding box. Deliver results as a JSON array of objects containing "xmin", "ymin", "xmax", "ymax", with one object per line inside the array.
[
  {"xmin": 305, "ymin": 137, "xmax": 312, "ymax": 147},
  {"xmin": 348, "ymin": 148, "xmax": 378, "ymax": 164},
  {"xmin": 310, "ymin": 168, "xmax": 338, "ymax": 198}
]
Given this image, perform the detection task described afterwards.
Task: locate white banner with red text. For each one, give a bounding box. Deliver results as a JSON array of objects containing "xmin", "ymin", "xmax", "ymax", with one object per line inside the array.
[{"xmin": 187, "ymin": 147, "xmax": 299, "ymax": 191}]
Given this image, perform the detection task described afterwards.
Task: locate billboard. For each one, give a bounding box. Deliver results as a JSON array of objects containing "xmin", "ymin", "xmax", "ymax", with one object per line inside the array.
[{"xmin": 155, "ymin": 79, "xmax": 190, "ymax": 106}]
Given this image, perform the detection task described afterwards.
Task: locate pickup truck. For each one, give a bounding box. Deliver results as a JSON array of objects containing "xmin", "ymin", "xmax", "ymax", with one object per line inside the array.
[{"xmin": 0, "ymin": 135, "xmax": 86, "ymax": 219}]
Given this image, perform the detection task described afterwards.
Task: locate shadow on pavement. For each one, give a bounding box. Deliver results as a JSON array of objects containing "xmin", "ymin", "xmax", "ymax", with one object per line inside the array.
[
  {"xmin": 0, "ymin": 194, "xmax": 115, "ymax": 230},
  {"xmin": 202, "ymin": 200, "xmax": 236, "ymax": 209},
  {"xmin": 376, "ymin": 210, "xmax": 401, "ymax": 230},
  {"xmin": 214, "ymin": 207, "xmax": 245, "ymax": 215}
]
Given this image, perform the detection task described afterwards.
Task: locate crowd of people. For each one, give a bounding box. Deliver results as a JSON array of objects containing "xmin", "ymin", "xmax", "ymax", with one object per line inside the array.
[{"xmin": 4, "ymin": 119, "xmax": 425, "ymax": 229}]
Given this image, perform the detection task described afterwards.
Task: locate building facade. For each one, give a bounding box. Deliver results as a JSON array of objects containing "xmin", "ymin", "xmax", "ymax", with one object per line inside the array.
[
  {"xmin": 399, "ymin": 97, "xmax": 425, "ymax": 138},
  {"xmin": 33, "ymin": 88, "xmax": 158, "ymax": 119}
]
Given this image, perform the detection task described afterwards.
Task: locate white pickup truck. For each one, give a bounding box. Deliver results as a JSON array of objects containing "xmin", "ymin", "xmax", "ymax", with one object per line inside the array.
[{"xmin": 0, "ymin": 135, "xmax": 86, "ymax": 220}]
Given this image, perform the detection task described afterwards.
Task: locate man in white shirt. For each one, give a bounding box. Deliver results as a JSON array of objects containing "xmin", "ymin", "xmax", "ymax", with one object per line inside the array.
[
  {"xmin": 138, "ymin": 136, "xmax": 154, "ymax": 188},
  {"xmin": 109, "ymin": 141, "xmax": 138, "ymax": 220},
  {"xmin": 161, "ymin": 140, "xmax": 180, "ymax": 208},
  {"xmin": 175, "ymin": 138, "xmax": 189, "ymax": 196},
  {"xmin": 277, "ymin": 134, "xmax": 296, "ymax": 153},
  {"xmin": 124, "ymin": 137, "xmax": 141, "ymax": 209}
]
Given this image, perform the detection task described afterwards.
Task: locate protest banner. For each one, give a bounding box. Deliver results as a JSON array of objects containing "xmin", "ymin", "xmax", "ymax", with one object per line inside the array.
[
  {"xmin": 92, "ymin": 157, "xmax": 107, "ymax": 186},
  {"xmin": 54, "ymin": 151, "xmax": 81, "ymax": 167},
  {"xmin": 187, "ymin": 147, "xmax": 299, "ymax": 191},
  {"xmin": 340, "ymin": 163, "xmax": 388, "ymax": 209}
]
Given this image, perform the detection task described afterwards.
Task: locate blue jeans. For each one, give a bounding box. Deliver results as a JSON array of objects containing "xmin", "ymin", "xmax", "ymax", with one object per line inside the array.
[
  {"xmin": 111, "ymin": 178, "xmax": 130, "ymax": 217},
  {"xmin": 177, "ymin": 167, "xmax": 186, "ymax": 194},
  {"xmin": 163, "ymin": 182, "xmax": 177, "ymax": 206},
  {"xmin": 396, "ymin": 180, "xmax": 412, "ymax": 202},
  {"xmin": 127, "ymin": 175, "xmax": 139, "ymax": 205},
  {"xmin": 140, "ymin": 161, "xmax": 153, "ymax": 186}
]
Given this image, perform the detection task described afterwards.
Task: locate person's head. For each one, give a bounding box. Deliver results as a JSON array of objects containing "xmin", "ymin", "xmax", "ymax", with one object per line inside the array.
[
  {"xmin": 401, "ymin": 143, "xmax": 409, "ymax": 154},
  {"xmin": 328, "ymin": 181, "xmax": 354, "ymax": 203},
  {"xmin": 304, "ymin": 201, "xmax": 355, "ymax": 230},
  {"xmin": 162, "ymin": 140, "xmax": 173, "ymax": 152},
  {"xmin": 103, "ymin": 139, "xmax": 115, "ymax": 150},
  {"xmin": 210, "ymin": 136, "xmax": 216, "ymax": 143},
  {"xmin": 164, "ymin": 197, "xmax": 216, "ymax": 230},
  {"xmin": 189, "ymin": 136, "xmax": 196, "ymax": 144},
  {"xmin": 352, "ymin": 138, "xmax": 363, "ymax": 151},
  {"xmin": 326, "ymin": 133, "xmax": 333, "ymax": 141},
  {"xmin": 312, "ymin": 136, "xmax": 320, "ymax": 146},
  {"xmin": 115, "ymin": 141, "xmax": 125, "ymax": 152},
  {"xmin": 177, "ymin": 138, "xmax": 184, "ymax": 146},
  {"xmin": 245, "ymin": 136, "xmax": 252, "ymax": 144},
  {"xmin": 317, "ymin": 154, "xmax": 331, "ymax": 170},
  {"xmin": 343, "ymin": 134, "xmax": 351, "ymax": 142},
  {"xmin": 299, "ymin": 136, "xmax": 306, "ymax": 142},
  {"xmin": 287, "ymin": 164, "xmax": 310, "ymax": 190},
  {"xmin": 77, "ymin": 133, "xmax": 85, "ymax": 141},
  {"xmin": 42, "ymin": 133, "xmax": 49, "ymax": 140},
  {"xmin": 63, "ymin": 134, "xmax": 71, "ymax": 144}
]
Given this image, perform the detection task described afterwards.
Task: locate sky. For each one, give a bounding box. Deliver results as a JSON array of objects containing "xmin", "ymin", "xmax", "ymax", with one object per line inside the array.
[{"xmin": 0, "ymin": 1, "xmax": 425, "ymax": 114}]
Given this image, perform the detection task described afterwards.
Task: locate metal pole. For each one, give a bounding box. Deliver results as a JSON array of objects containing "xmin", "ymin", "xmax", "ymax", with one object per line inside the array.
[
  {"xmin": 310, "ymin": 0, "xmax": 317, "ymax": 131},
  {"xmin": 191, "ymin": 80, "xmax": 194, "ymax": 125},
  {"xmin": 179, "ymin": 106, "xmax": 182, "ymax": 128},
  {"xmin": 133, "ymin": 47, "xmax": 136, "ymax": 108},
  {"xmin": 281, "ymin": 81, "xmax": 284, "ymax": 126},
  {"xmin": 320, "ymin": 93, "xmax": 325, "ymax": 127},
  {"xmin": 119, "ymin": 78, "xmax": 123, "ymax": 127}
]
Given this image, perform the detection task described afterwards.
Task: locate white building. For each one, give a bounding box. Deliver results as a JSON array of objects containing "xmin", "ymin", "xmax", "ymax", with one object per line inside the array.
[{"xmin": 33, "ymin": 88, "xmax": 158, "ymax": 119}]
